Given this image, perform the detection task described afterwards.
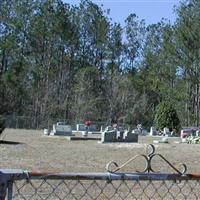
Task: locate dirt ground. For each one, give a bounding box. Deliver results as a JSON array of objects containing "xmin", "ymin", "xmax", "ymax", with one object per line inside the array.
[{"xmin": 1, "ymin": 129, "xmax": 200, "ymax": 174}]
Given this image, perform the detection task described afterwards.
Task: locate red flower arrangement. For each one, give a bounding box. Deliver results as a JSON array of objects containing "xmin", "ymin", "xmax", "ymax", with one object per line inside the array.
[{"xmin": 84, "ymin": 120, "xmax": 92, "ymax": 126}]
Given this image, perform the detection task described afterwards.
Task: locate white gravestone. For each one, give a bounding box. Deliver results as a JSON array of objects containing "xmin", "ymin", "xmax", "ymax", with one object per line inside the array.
[
  {"xmin": 77, "ymin": 124, "xmax": 86, "ymax": 131},
  {"xmin": 150, "ymin": 127, "xmax": 157, "ymax": 136},
  {"xmin": 52, "ymin": 123, "xmax": 73, "ymax": 136},
  {"xmin": 163, "ymin": 127, "xmax": 170, "ymax": 136},
  {"xmin": 101, "ymin": 129, "xmax": 138, "ymax": 143},
  {"xmin": 43, "ymin": 129, "xmax": 49, "ymax": 135}
]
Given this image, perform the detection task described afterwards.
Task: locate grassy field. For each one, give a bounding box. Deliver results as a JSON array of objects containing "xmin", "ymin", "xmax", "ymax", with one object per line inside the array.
[{"xmin": 1, "ymin": 128, "xmax": 200, "ymax": 174}]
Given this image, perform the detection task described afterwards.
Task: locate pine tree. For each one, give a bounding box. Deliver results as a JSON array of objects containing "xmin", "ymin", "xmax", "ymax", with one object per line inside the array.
[{"xmin": 154, "ymin": 101, "xmax": 180, "ymax": 132}]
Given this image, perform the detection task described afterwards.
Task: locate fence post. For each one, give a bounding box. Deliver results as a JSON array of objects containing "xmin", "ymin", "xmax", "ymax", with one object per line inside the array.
[
  {"xmin": 0, "ymin": 176, "xmax": 7, "ymax": 200},
  {"xmin": 0, "ymin": 171, "xmax": 14, "ymax": 200},
  {"xmin": 0, "ymin": 181, "xmax": 13, "ymax": 200},
  {"xmin": 7, "ymin": 182, "xmax": 13, "ymax": 200}
]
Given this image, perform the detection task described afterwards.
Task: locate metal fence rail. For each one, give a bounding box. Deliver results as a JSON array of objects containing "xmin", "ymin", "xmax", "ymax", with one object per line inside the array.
[
  {"xmin": 1, "ymin": 144, "xmax": 200, "ymax": 199},
  {"xmin": 1, "ymin": 170, "xmax": 200, "ymax": 200}
]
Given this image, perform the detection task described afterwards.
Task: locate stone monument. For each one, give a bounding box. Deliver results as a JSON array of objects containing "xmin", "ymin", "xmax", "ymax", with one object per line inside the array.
[{"xmin": 51, "ymin": 122, "xmax": 73, "ymax": 136}]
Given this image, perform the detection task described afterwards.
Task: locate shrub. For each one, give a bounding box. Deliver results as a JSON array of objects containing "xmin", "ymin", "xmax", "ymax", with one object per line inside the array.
[{"xmin": 154, "ymin": 101, "xmax": 180, "ymax": 132}]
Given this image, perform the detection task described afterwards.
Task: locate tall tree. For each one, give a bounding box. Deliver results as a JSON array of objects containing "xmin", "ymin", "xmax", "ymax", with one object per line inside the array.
[
  {"xmin": 175, "ymin": 0, "xmax": 200, "ymax": 126},
  {"xmin": 124, "ymin": 14, "xmax": 146, "ymax": 72}
]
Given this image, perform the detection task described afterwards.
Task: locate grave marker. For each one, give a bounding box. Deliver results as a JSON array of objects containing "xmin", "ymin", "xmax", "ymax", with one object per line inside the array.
[
  {"xmin": 101, "ymin": 129, "xmax": 138, "ymax": 143},
  {"xmin": 150, "ymin": 127, "xmax": 157, "ymax": 136},
  {"xmin": 52, "ymin": 122, "xmax": 73, "ymax": 136}
]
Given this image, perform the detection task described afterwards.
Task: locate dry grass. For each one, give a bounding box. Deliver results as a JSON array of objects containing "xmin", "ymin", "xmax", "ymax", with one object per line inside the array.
[{"xmin": 1, "ymin": 128, "xmax": 200, "ymax": 174}]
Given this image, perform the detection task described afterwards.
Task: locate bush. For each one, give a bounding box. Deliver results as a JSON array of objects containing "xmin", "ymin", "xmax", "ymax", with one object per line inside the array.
[{"xmin": 153, "ymin": 101, "xmax": 180, "ymax": 132}]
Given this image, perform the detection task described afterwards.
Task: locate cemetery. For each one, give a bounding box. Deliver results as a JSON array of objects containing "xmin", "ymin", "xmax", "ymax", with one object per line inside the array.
[
  {"xmin": 43, "ymin": 122, "xmax": 146, "ymax": 143},
  {"xmin": 1, "ymin": 0, "xmax": 200, "ymax": 198},
  {"xmin": 1, "ymin": 107, "xmax": 200, "ymax": 175},
  {"xmin": 43, "ymin": 122, "xmax": 101, "ymax": 141},
  {"xmin": 1, "ymin": 128, "xmax": 200, "ymax": 174},
  {"xmin": 1, "ymin": 117, "xmax": 200, "ymax": 199},
  {"xmin": 41, "ymin": 120, "xmax": 200, "ymax": 144}
]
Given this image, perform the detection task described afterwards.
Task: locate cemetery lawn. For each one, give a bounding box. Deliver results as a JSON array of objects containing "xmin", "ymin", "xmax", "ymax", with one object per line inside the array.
[{"xmin": 1, "ymin": 129, "xmax": 200, "ymax": 174}]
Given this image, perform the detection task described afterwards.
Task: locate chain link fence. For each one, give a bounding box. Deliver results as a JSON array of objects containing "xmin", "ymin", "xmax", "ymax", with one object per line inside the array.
[
  {"xmin": 0, "ymin": 170, "xmax": 200, "ymax": 200},
  {"xmin": 1, "ymin": 145, "xmax": 199, "ymax": 199},
  {"xmin": 1, "ymin": 114, "xmax": 133, "ymax": 130},
  {"xmin": 1, "ymin": 115, "xmax": 109, "ymax": 130}
]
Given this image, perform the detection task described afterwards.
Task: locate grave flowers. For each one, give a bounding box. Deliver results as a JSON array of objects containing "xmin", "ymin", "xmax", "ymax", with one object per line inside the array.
[
  {"xmin": 82, "ymin": 120, "xmax": 92, "ymax": 137},
  {"xmin": 84, "ymin": 120, "xmax": 92, "ymax": 127}
]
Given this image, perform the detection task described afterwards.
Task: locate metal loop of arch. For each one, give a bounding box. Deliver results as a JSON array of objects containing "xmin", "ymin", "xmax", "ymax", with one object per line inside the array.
[{"xmin": 106, "ymin": 144, "xmax": 187, "ymax": 175}]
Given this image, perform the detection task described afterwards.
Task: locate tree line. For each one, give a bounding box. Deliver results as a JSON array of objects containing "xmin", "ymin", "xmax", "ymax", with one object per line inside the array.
[{"xmin": 0, "ymin": 0, "xmax": 200, "ymax": 129}]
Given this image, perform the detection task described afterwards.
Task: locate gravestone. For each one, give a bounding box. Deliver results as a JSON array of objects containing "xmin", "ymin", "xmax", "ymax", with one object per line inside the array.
[
  {"xmin": 124, "ymin": 132, "xmax": 138, "ymax": 142},
  {"xmin": 196, "ymin": 130, "xmax": 200, "ymax": 137},
  {"xmin": 116, "ymin": 130, "xmax": 124, "ymax": 142},
  {"xmin": 100, "ymin": 126, "xmax": 104, "ymax": 133},
  {"xmin": 43, "ymin": 129, "xmax": 49, "ymax": 135},
  {"xmin": 137, "ymin": 124, "xmax": 142, "ymax": 131},
  {"xmin": 132, "ymin": 129, "xmax": 140, "ymax": 134},
  {"xmin": 101, "ymin": 129, "xmax": 138, "ymax": 143},
  {"xmin": 141, "ymin": 129, "xmax": 148, "ymax": 136},
  {"xmin": 77, "ymin": 124, "xmax": 97, "ymax": 132},
  {"xmin": 88, "ymin": 124, "xmax": 97, "ymax": 132},
  {"xmin": 77, "ymin": 124, "xmax": 86, "ymax": 131},
  {"xmin": 104, "ymin": 126, "xmax": 113, "ymax": 132},
  {"xmin": 163, "ymin": 127, "xmax": 170, "ymax": 136},
  {"xmin": 101, "ymin": 130, "xmax": 117, "ymax": 143},
  {"xmin": 150, "ymin": 127, "xmax": 157, "ymax": 136},
  {"xmin": 52, "ymin": 122, "xmax": 73, "ymax": 136}
]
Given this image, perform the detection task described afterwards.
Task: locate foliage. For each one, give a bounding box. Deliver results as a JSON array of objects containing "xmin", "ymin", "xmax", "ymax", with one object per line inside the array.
[
  {"xmin": 174, "ymin": 0, "xmax": 200, "ymax": 126},
  {"xmin": 0, "ymin": 0, "xmax": 199, "ymax": 128},
  {"xmin": 186, "ymin": 135, "xmax": 200, "ymax": 144},
  {"xmin": 154, "ymin": 101, "xmax": 180, "ymax": 132}
]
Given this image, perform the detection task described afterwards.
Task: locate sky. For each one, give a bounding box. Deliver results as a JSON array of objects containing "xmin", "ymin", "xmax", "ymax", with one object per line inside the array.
[{"xmin": 65, "ymin": 0, "xmax": 181, "ymax": 26}]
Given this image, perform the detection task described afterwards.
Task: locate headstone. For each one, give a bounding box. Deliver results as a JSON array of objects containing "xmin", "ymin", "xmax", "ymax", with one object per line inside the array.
[
  {"xmin": 52, "ymin": 123, "xmax": 73, "ymax": 136},
  {"xmin": 141, "ymin": 129, "xmax": 148, "ymax": 136},
  {"xmin": 104, "ymin": 126, "xmax": 113, "ymax": 132},
  {"xmin": 116, "ymin": 130, "xmax": 124, "ymax": 141},
  {"xmin": 150, "ymin": 127, "xmax": 157, "ymax": 136},
  {"xmin": 137, "ymin": 124, "xmax": 142, "ymax": 134},
  {"xmin": 88, "ymin": 124, "xmax": 97, "ymax": 132},
  {"xmin": 77, "ymin": 124, "xmax": 97, "ymax": 132},
  {"xmin": 53, "ymin": 124, "xmax": 56, "ymax": 133},
  {"xmin": 100, "ymin": 126, "xmax": 104, "ymax": 133},
  {"xmin": 77, "ymin": 124, "xmax": 86, "ymax": 131},
  {"xmin": 196, "ymin": 130, "xmax": 200, "ymax": 137},
  {"xmin": 123, "ymin": 130, "xmax": 129, "ymax": 139},
  {"xmin": 101, "ymin": 129, "xmax": 138, "ymax": 143},
  {"xmin": 101, "ymin": 130, "xmax": 117, "ymax": 143},
  {"xmin": 132, "ymin": 129, "xmax": 140, "ymax": 134},
  {"xmin": 180, "ymin": 129, "xmax": 191, "ymax": 138},
  {"xmin": 43, "ymin": 129, "xmax": 49, "ymax": 135},
  {"xmin": 124, "ymin": 132, "xmax": 138, "ymax": 142},
  {"xmin": 163, "ymin": 127, "xmax": 170, "ymax": 136}
]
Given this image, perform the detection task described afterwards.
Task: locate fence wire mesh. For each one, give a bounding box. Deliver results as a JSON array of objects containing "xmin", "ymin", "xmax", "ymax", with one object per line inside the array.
[
  {"xmin": 12, "ymin": 179, "xmax": 200, "ymax": 200},
  {"xmin": 1, "ymin": 145, "xmax": 200, "ymax": 199},
  {"xmin": 1, "ymin": 172, "xmax": 199, "ymax": 200}
]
